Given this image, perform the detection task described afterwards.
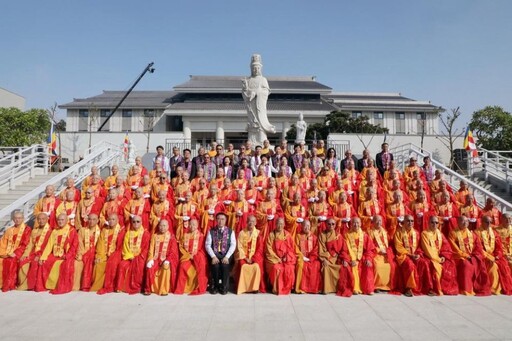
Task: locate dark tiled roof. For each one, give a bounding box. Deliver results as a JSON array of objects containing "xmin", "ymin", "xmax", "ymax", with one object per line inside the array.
[
  {"xmin": 165, "ymin": 98, "xmax": 337, "ymax": 112},
  {"xmin": 59, "ymin": 91, "xmax": 175, "ymax": 109},
  {"xmin": 173, "ymin": 76, "xmax": 332, "ymax": 94}
]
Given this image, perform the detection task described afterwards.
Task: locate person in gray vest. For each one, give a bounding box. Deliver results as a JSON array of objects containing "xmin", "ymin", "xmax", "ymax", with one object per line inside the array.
[{"xmin": 205, "ymin": 212, "xmax": 236, "ymax": 295}]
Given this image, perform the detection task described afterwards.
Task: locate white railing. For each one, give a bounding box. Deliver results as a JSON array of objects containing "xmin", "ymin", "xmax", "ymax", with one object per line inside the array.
[
  {"xmin": 0, "ymin": 141, "xmax": 124, "ymax": 233},
  {"xmin": 390, "ymin": 143, "xmax": 512, "ymax": 213},
  {"xmin": 0, "ymin": 144, "xmax": 50, "ymax": 191},
  {"xmin": 470, "ymin": 149, "xmax": 512, "ymax": 194}
]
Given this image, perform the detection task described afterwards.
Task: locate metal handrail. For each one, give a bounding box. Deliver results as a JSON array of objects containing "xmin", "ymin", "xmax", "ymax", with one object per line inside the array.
[
  {"xmin": 0, "ymin": 141, "xmax": 123, "ymax": 233},
  {"xmin": 0, "ymin": 147, "xmax": 26, "ymax": 161},
  {"xmin": 390, "ymin": 143, "xmax": 512, "ymax": 213},
  {"xmin": 0, "ymin": 144, "xmax": 50, "ymax": 190},
  {"xmin": 470, "ymin": 148, "xmax": 512, "ymax": 193}
]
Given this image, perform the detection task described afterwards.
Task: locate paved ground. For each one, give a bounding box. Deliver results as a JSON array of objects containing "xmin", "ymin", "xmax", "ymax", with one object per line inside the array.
[{"xmin": 2, "ymin": 291, "xmax": 512, "ymax": 340}]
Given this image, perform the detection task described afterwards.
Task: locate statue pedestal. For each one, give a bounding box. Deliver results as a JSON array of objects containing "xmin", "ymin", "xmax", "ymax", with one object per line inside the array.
[{"xmin": 247, "ymin": 124, "xmax": 267, "ymax": 146}]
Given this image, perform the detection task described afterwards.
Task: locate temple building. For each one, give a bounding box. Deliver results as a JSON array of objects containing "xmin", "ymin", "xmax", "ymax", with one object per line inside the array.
[{"xmin": 60, "ymin": 75, "xmax": 442, "ymax": 146}]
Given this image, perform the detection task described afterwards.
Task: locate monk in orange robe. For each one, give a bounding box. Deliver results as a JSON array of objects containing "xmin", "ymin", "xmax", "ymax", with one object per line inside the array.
[
  {"xmin": 295, "ymin": 220, "xmax": 321, "ymax": 294},
  {"xmin": 434, "ymin": 191, "xmax": 458, "ymax": 236},
  {"xmin": 199, "ymin": 184, "xmax": 226, "ymax": 235},
  {"xmin": 174, "ymin": 219, "xmax": 208, "ymax": 295},
  {"xmin": 73, "ymin": 213, "xmax": 100, "ymax": 291},
  {"xmin": 93, "ymin": 214, "xmax": 126, "ymax": 294},
  {"xmin": 0, "ymin": 211, "xmax": 30, "ymax": 291},
  {"xmin": 56, "ymin": 191, "xmax": 78, "ymax": 229},
  {"xmin": 333, "ymin": 191, "xmax": 356, "ymax": 234},
  {"xmin": 368, "ymin": 215, "xmax": 395, "ymax": 292},
  {"xmin": 343, "ymin": 217, "xmax": 375, "ymax": 295},
  {"xmin": 495, "ymin": 214, "xmax": 512, "ymax": 272},
  {"xmin": 232, "ymin": 169, "xmax": 248, "ymax": 192},
  {"xmin": 33, "ymin": 185, "xmax": 61, "ymax": 228},
  {"xmin": 282, "ymin": 174, "xmax": 304, "ymax": 208},
  {"xmin": 150, "ymin": 190, "xmax": 174, "ymax": 233},
  {"xmin": 265, "ymin": 218, "xmax": 296, "ymax": 295},
  {"xmin": 235, "ymin": 216, "xmax": 265, "ymax": 294},
  {"xmin": 100, "ymin": 188, "xmax": 126, "ymax": 227},
  {"xmin": 448, "ymin": 216, "xmax": 490, "ymax": 296},
  {"xmin": 410, "ymin": 190, "xmax": 431, "ymax": 232},
  {"xmin": 175, "ymin": 171, "xmax": 191, "ymax": 204},
  {"xmin": 192, "ymin": 177, "xmax": 210, "ymax": 206},
  {"xmin": 75, "ymin": 189, "xmax": 102, "ymax": 230},
  {"xmin": 358, "ymin": 188, "xmax": 384, "ymax": 233},
  {"xmin": 318, "ymin": 218, "xmax": 351, "ymax": 295},
  {"xmin": 393, "ymin": 215, "xmax": 429, "ymax": 297},
  {"xmin": 17, "ymin": 213, "xmax": 53, "ymax": 291},
  {"xmin": 255, "ymin": 188, "xmax": 282, "ymax": 240},
  {"xmin": 151, "ymin": 172, "xmax": 174, "ymax": 203},
  {"xmin": 103, "ymin": 164, "xmax": 119, "ymax": 190},
  {"xmin": 174, "ymin": 191, "xmax": 199, "ymax": 240},
  {"xmin": 454, "ymin": 180, "xmax": 470, "ymax": 209},
  {"xmin": 475, "ymin": 216, "xmax": 512, "ymax": 295},
  {"xmin": 82, "ymin": 165, "xmax": 103, "ymax": 191},
  {"xmin": 481, "ymin": 198, "xmax": 502, "ymax": 226},
  {"xmin": 226, "ymin": 190, "xmax": 252, "ymax": 235},
  {"xmin": 115, "ymin": 215, "xmax": 150, "ymax": 294},
  {"xmin": 460, "ymin": 193, "xmax": 481, "ymax": 230},
  {"xmin": 124, "ymin": 188, "xmax": 151, "ymax": 231},
  {"xmin": 144, "ymin": 219, "xmax": 179, "ymax": 296},
  {"xmin": 36, "ymin": 213, "xmax": 78, "ymax": 294},
  {"xmin": 59, "ymin": 177, "xmax": 81, "ymax": 202},
  {"xmin": 308, "ymin": 190, "xmax": 332, "ymax": 234},
  {"xmin": 386, "ymin": 191, "xmax": 410, "ymax": 239},
  {"xmin": 284, "ymin": 192, "xmax": 308, "ymax": 239},
  {"xmin": 126, "ymin": 165, "xmax": 143, "ymax": 192},
  {"xmin": 420, "ymin": 215, "xmax": 459, "ymax": 296},
  {"xmin": 82, "ymin": 175, "xmax": 107, "ymax": 205}
]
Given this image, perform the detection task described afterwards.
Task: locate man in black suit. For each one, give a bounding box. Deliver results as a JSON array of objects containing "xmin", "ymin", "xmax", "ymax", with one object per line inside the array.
[
  {"xmin": 357, "ymin": 148, "xmax": 371, "ymax": 172},
  {"xmin": 375, "ymin": 142, "xmax": 393, "ymax": 176},
  {"xmin": 339, "ymin": 149, "xmax": 359, "ymax": 173}
]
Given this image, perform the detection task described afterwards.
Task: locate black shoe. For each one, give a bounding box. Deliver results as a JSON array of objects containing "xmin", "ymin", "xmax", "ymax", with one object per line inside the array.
[
  {"xmin": 404, "ymin": 289, "xmax": 413, "ymax": 297},
  {"xmin": 209, "ymin": 287, "xmax": 218, "ymax": 295},
  {"xmin": 220, "ymin": 288, "xmax": 228, "ymax": 295}
]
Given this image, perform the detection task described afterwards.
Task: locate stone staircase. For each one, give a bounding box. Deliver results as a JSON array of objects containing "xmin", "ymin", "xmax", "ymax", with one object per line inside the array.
[
  {"xmin": 472, "ymin": 171, "xmax": 512, "ymax": 204},
  {"xmin": 0, "ymin": 173, "xmax": 58, "ymax": 226}
]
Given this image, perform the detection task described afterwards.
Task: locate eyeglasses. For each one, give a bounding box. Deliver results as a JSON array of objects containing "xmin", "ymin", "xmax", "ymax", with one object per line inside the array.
[
  {"xmin": 132, "ymin": 220, "xmax": 142, "ymax": 223},
  {"xmin": 328, "ymin": 223, "xmax": 336, "ymax": 226},
  {"xmin": 431, "ymin": 221, "xmax": 439, "ymax": 225}
]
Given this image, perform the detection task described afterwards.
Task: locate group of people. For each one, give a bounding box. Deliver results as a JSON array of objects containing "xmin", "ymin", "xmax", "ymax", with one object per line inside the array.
[{"xmin": 1, "ymin": 140, "xmax": 512, "ymax": 298}]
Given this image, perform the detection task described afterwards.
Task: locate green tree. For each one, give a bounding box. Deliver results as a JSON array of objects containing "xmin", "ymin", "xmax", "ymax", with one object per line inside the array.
[
  {"xmin": 469, "ymin": 106, "xmax": 512, "ymax": 150},
  {"xmin": 0, "ymin": 107, "xmax": 51, "ymax": 146},
  {"xmin": 286, "ymin": 111, "xmax": 388, "ymax": 141}
]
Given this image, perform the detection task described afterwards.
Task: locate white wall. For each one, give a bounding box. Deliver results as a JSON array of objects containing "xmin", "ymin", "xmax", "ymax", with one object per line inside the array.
[
  {"xmin": 58, "ymin": 132, "xmax": 184, "ymax": 163},
  {"xmin": 328, "ymin": 133, "xmax": 464, "ymax": 165},
  {"xmin": 0, "ymin": 88, "xmax": 25, "ymax": 110}
]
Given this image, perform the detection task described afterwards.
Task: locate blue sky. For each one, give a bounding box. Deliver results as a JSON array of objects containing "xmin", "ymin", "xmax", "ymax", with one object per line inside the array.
[{"xmin": 2, "ymin": 0, "xmax": 511, "ymax": 129}]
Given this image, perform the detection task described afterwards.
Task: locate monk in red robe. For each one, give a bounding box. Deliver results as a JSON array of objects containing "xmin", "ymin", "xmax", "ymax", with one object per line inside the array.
[
  {"xmin": 17, "ymin": 213, "xmax": 53, "ymax": 291},
  {"xmin": 93, "ymin": 214, "xmax": 126, "ymax": 294},
  {"xmin": 475, "ymin": 216, "xmax": 512, "ymax": 295},
  {"xmin": 144, "ymin": 219, "xmax": 179, "ymax": 296},
  {"xmin": 343, "ymin": 217, "xmax": 375, "ymax": 295},
  {"xmin": 0, "ymin": 211, "xmax": 31, "ymax": 291},
  {"xmin": 265, "ymin": 217, "xmax": 297, "ymax": 295},
  {"xmin": 115, "ymin": 215, "xmax": 150, "ymax": 294},
  {"xmin": 124, "ymin": 187, "xmax": 151, "ymax": 231},
  {"xmin": 75, "ymin": 188, "xmax": 102, "ymax": 230},
  {"xmin": 420, "ymin": 215, "xmax": 459, "ymax": 296},
  {"xmin": 393, "ymin": 215, "xmax": 429, "ymax": 297},
  {"xmin": 295, "ymin": 220, "xmax": 321, "ymax": 294},
  {"xmin": 235, "ymin": 215, "xmax": 266, "ymax": 294},
  {"xmin": 226, "ymin": 189, "xmax": 252, "ymax": 235},
  {"xmin": 73, "ymin": 214, "xmax": 100, "ymax": 291},
  {"xmin": 175, "ymin": 219, "xmax": 208, "ymax": 295},
  {"xmin": 448, "ymin": 216, "xmax": 490, "ymax": 296},
  {"xmin": 33, "ymin": 185, "xmax": 61, "ymax": 228},
  {"xmin": 36, "ymin": 213, "xmax": 78, "ymax": 294}
]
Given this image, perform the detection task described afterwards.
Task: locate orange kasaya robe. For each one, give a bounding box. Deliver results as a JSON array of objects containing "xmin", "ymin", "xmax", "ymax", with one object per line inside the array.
[
  {"xmin": 115, "ymin": 228, "xmax": 150, "ymax": 294},
  {"xmin": 174, "ymin": 230, "xmax": 208, "ymax": 295},
  {"xmin": 144, "ymin": 231, "xmax": 179, "ymax": 295},
  {"xmin": 333, "ymin": 201, "xmax": 356, "ymax": 234},
  {"xmin": 255, "ymin": 199, "xmax": 283, "ymax": 241},
  {"xmin": 35, "ymin": 224, "xmax": 78, "ymax": 294},
  {"xmin": 150, "ymin": 200, "xmax": 174, "ymax": 233},
  {"xmin": 284, "ymin": 203, "xmax": 308, "ymax": 239},
  {"xmin": 73, "ymin": 225, "xmax": 100, "ymax": 291},
  {"xmin": 318, "ymin": 230, "xmax": 350, "ymax": 295},
  {"xmin": 448, "ymin": 228, "xmax": 490, "ymax": 296},
  {"xmin": 59, "ymin": 187, "xmax": 81, "ymax": 202},
  {"xmin": 75, "ymin": 198, "xmax": 102, "ymax": 230},
  {"xmin": 93, "ymin": 224, "xmax": 126, "ymax": 294},
  {"xmin": 199, "ymin": 196, "xmax": 226, "ymax": 235},
  {"xmin": 34, "ymin": 196, "xmax": 60, "ymax": 228},
  {"xmin": 420, "ymin": 228, "xmax": 459, "ymax": 295},
  {"xmin": 55, "ymin": 201, "xmax": 78, "ymax": 228},
  {"xmin": 309, "ymin": 201, "xmax": 332, "ymax": 235},
  {"xmin": 265, "ymin": 230, "xmax": 297, "ymax": 295},
  {"xmin": 17, "ymin": 223, "xmax": 53, "ymax": 291},
  {"xmin": 295, "ymin": 232, "xmax": 321, "ymax": 294},
  {"xmin": 174, "ymin": 201, "xmax": 199, "ymax": 240},
  {"xmin": 0, "ymin": 223, "xmax": 31, "ymax": 291},
  {"xmin": 344, "ymin": 230, "xmax": 375, "ymax": 295},
  {"xmin": 235, "ymin": 228, "xmax": 266, "ymax": 294},
  {"xmin": 368, "ymin": 227, "xmax": 395, "ymax": 291},
  {"xmin": 100, "ymin": 198, "xmax": 126, "ymax": 227},
  {"xmin": 358, "ymin": 199, "xmax": 383, "ymax": 233},
  {"xmin": 227, "ymin": 200, "xmax": 252, "ymax": 235},
  {"xmin": 124, "ymin": 198, "xmax": 151, "ymax": 230}
]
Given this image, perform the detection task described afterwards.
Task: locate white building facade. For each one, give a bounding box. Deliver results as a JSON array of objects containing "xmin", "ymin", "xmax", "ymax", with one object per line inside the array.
[{"xmin": 0, "ymin": 87, "xmax": 25, "ymax": 110}]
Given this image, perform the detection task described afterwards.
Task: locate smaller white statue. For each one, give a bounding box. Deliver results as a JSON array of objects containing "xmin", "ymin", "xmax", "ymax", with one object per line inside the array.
[
  {"xmin": 128, "ymin": 140, "xmax": 136, "ymax": 165},
  {"xmin": 295, "ymin": 112, "xmax": 307, "ymax": 144}
]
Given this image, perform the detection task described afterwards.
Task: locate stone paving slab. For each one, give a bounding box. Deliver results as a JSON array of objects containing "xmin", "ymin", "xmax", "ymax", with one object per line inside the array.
[{"xmin": 1, "ymin": 291, "xmax": 512, "ymax": 341}]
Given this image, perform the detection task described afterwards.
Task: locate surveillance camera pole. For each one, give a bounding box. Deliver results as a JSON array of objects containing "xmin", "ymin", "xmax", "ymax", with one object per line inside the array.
[{"xmin": 98, "ymin": 62, "xmax": 155, "ymax": 132}]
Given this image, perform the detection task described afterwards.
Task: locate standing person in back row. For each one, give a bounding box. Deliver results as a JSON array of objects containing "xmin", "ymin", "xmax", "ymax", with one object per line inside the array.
[
  {"xmin": 154, "ymin": 146, "xmax": 170, "ymax": 176},
  {"xmin": 376, "ymin": 143, "xmax": 394, "ymax": 176}
]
